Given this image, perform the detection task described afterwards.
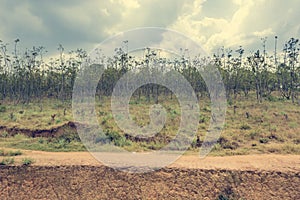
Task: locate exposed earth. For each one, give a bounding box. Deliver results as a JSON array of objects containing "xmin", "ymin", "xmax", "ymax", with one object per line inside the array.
[{"xmin": 0, "ymin": 150, "xmax": 299, "ymax": 199}]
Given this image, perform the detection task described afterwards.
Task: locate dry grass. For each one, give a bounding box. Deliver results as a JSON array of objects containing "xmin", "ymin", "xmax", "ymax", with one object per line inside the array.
[{"xmin": 0, "ymin": 93, "xmax": 299, "ymax": 155}]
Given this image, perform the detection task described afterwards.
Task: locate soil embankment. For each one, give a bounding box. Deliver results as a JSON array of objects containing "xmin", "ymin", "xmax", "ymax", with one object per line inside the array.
[
  {"xmin": 0, "ymin": 122, "xmax": 77, "ymax": 138},
  {"xmin": 0, "ymin": 166, "xmax": 299, "ymax": 199},
  {"xmin": 0, "ymin": 152, "xmax": 299, "ymax": 199}
]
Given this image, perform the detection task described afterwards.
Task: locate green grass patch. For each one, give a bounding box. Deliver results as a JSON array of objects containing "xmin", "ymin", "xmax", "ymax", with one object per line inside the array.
[
  {"xmin": 0, "ymin": 134, "xmax": 86, "ymax": 152},
  {"xmin": 0, "ymin": 149, "xmax": 22, "ymax": 156},
  {"xmin": 0, "ymin": 157, "xmax": 14, "ymax": 165}
]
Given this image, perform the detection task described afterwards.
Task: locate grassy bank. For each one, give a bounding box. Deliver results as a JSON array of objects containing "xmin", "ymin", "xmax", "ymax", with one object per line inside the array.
[{"xmin": 0, "ymin": 94, "xmax": 299, "ymax": 155}]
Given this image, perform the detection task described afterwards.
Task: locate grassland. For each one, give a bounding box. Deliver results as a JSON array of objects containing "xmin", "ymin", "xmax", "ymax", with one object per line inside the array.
[{"xmin": 0, "ymin": 93, "xmax": 299, "ymax": 155}]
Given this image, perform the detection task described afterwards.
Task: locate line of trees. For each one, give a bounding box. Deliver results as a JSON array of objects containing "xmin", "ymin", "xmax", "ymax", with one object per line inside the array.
[{"xmin": 0, "ymin": 37, "xmax": 299, "ymax": 104}]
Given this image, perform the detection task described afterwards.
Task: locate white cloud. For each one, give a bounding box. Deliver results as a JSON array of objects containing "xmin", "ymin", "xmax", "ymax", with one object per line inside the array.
[
  {"xmin": 167, "ymin": 0, "xmax": 300, "ymax": 53},
  {"xmin": 253, "ymin": 28, "xmax": 274, "ymax": 37}
]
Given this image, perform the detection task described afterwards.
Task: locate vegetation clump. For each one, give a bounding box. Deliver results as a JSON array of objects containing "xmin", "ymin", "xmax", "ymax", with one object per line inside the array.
[{"xmin": 22, "ymin": 157, "xmax": 35, "ymax": 166}]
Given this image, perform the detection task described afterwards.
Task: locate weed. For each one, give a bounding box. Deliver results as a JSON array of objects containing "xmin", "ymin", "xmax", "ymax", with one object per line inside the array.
[
  {"xmin": 227, "ymin": 99, "xmax": 233, "ymax": 106},
  {"xmin": 101, "ymin": 118, "xmax": 107, "ymax": 125},
  {"xmin": 288, "ymin": 122, "xmax": 298, "ymax": 129},
  {"xmin": 283, "ymin": 144, "xmax": 300, "ymax": 154},
  {"xmin": 0, "ymin": 131, "xmax": 9, "ymax": 138},
  {"xmin": 105, "ymin": 130, "xmax": 130, "ymax": 147},
  {"xmin": 240, "ymin": 124, "xmax": 251, "ymax": 130},
  {"xmin": 203, "ymin": 106, "xmax": 211, "ymax": 112},
  {"xmin": 98, "ymin": 111, "xmax": 105, "ymax": 116},
  {"xmin": 0, "ymin": 157, "xmax": 14, "ymax": 165},
  {"xmin": 0, "ymin": 105, "xmax": 6, "ymax": 112},
  {"xmin": 267, "ymin": 95, "xmax": 278, "ymax": 102},
  {"xmin": 248, "ymin": 131, "xmax": 260, "ymax": 140},
  {"xmin": 22, "ymin": 157, "xmax": 35, "ymax": 166},
  {"xmin": 10, "ymin": 112, "xmax": 14, "ymax": 120},
  {"xmin": 199, "ymin": 116, "xmax": 206, "ymax": 123},
  {"xmin": 259, "ymin": 138, "xmax": 269, "ymax": 144},
  {"xmin": 217, "ymin": 194, "xmax": 230, "ymax": 200},
  {"xmin": 218, "ymin": 137, "xmax": 239, "ymax": 150},
  {"xmin": 38, "ymin": 138, "xmax": 45, "ymax": 144},
  {"xmin": 212, "ymin": 143, "xmax": 222, "ymax": 152},
  {"xmin": 7, "ymin": 150, "xmax": 22, "ymax": 156}
]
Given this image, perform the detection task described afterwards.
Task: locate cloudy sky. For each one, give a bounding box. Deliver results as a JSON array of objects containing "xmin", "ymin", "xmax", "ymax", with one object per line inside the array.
[{"xmin": 0, "ymin": 0, "xmax": 299, "ymax": 57}]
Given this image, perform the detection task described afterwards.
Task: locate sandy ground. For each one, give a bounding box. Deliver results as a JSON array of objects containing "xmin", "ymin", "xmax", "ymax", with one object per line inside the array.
[{"xmin": 3, "ymin": 148, "xmax": 299, "ymax": 172}]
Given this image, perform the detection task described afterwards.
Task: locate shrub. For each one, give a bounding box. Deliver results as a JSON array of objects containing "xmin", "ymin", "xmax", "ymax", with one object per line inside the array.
[{"xmin": 22, "ymin": 157, "xmax": 35, "ymax": 166}]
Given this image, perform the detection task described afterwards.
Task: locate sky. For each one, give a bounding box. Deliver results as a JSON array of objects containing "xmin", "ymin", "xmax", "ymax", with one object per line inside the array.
[{"xmin": 0, "ymin": 0, "xmax": 299, "ymax": 57}]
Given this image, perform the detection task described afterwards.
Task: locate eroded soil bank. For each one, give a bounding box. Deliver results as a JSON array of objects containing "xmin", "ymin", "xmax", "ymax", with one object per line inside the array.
[
  {"xmin": 0, "ymin": 122, "xmax": 77, "ymax": 138},
  {"xmin": 0, "ymin": 166, "xmax": 299, "ymax": 200}
]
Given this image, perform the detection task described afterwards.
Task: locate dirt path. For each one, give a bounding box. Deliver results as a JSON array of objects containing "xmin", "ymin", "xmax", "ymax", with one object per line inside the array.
[
  {"xmin": 1, "ymin": 149, "xmax": 300, "ymax": 199},
  {"xmin": 4, "ymin": 148, "xmax": 300, "ymax": 172}
]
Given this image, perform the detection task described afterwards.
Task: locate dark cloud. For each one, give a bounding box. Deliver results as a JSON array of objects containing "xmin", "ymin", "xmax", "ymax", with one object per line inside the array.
[{"xmin": 0, "ymin": 0, "xmax": 299, "ymax": 57}]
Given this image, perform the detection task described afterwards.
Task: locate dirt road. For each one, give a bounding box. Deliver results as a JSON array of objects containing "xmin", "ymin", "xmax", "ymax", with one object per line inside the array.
[{"xmin": 4, "ymin": 149, "xmax": 300, "ymax": 172}]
